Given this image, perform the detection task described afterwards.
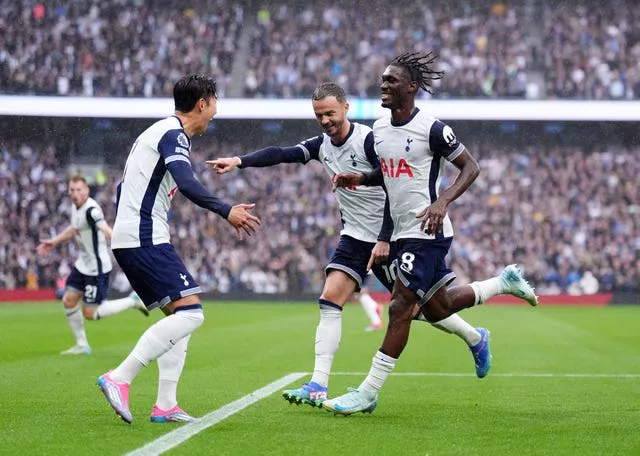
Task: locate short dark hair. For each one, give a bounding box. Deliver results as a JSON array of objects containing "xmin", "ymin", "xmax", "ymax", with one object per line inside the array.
[
  {"xmin": 312, "ymin": 82, "xmax": 346, "ymax": 103},
  {"xmin": 390, "ymin": 51, "xmax": 444, "ymax": 94},
  {"xmin": 173, "ymin": 74, "xmax": 218, "ymax": 112}
]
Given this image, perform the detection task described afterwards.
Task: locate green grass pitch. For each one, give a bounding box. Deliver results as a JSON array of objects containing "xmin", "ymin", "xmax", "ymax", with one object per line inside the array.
[{"xmin": 0, "ymin": 301, "xmax": 639, "ymax": 455}]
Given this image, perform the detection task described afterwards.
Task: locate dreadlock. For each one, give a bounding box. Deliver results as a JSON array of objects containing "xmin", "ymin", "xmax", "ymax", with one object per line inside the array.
[{"xmin": 390, "ymin": 51, "xmax": 444, "ymax": 94}]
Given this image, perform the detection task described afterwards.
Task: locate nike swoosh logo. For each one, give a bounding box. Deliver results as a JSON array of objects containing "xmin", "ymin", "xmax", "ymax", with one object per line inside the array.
[{"xmin": 375, "ymin": 140, "xmax": 384, "ymax": 145}]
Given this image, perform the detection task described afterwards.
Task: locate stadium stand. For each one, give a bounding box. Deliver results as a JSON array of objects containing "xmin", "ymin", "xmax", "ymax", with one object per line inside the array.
[
  {"xmin": 542, "ymin": 0, "xmax": 640, "ymax": 100},
  {"xmin": 1, "ymin": 0, "xmax": 639, "ymax": 99},
  {"xmin": 1, "ymin": 137, "xmax": 637, "ymax": 294},
  {"xmin": 0, "ymin": 0, "xmax": 244, "ymax": 97}
]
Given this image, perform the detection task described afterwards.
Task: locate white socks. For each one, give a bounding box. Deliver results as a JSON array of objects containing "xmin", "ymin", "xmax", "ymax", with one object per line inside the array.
[
  {"xmin": 110, "ymin": 308, "xmax": 204, "ymax": 384},
  {"xmin": 431, "ymin": 314, "xmax": 481, "ymax": 346},
  {"xmin": 156, "ymin": 335, "xmax": 191, "ymax": 410},
  {"xmin": 359, "ymin": 350, "xmax": 397, "ymax": 393},
  {"xmin": 310, "ymin": 301, "xmax": 342, "ymax": 388},
  {"xmin": 93, "ymin": 297, "xmax": 136, "ymax": 320},
  {"xmin": 65, "ymin": 305, "xmax": 89, "ymax": 347},
  {"xmin": 359, "ymin": 293, "xmax": 381, "ymax": 325},
  {"xmin": 469, "ymin": 277, "xmax": 504, "ymax": 305}
]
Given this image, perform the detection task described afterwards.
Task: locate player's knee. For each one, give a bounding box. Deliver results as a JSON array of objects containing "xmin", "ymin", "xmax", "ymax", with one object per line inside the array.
[
  {"xmin": 320, "ymin": 270, "xmax": 356, "ymax": 306},
  {"xmin": 62, "ymin": 293, "xmax": 78, "ymax": 309},
  {"xmin": 319, "ymin": 287, "xmax": 349, "ymax": 307}
]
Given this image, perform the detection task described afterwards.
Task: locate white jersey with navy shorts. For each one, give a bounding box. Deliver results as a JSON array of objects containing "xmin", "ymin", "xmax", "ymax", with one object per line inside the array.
[
  {"xmin": 65, "ymin": 197, "xmax": 112, "ymax": 304},
  {"xmin": 238, "ymin": 122, "xmax": 395, "ymax": 291},
  {"xmin": 373, "ymin": 108, "xmax": 466, "ymax": 305},
  {"xmin": 297, "ymin": 123, "xmax": 388, "ymax": 244},
  {"xmin": 113, "ymin": 115, "xmax": 232, "ymax": 310},
  {"xmin": 299, "ymin": 123, "xmax": 393, "ymax": 289}
]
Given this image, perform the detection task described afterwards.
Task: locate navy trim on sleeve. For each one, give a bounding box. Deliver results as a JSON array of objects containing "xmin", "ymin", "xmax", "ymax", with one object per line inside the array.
[
  {"xmin": 167, "ymin": 160, "xmax": 232, "ymax": 218},
  {"xmin": 429, "ymin": 120, "xmax": 464, "ymax": 159},
  {"xmin": 157, "ymin": 129, "xmax": 191, "ymax": 160},
  {"xmin": 297, "ymin": 135, "xmax": 323, "ymax": 161}
]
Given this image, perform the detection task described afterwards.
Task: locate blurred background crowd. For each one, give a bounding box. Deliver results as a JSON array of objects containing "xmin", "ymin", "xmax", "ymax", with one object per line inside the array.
[
  {"xmin": 1, "ymin": 0, "xmax": 639, "ymax": 99},
  {"xmin": 1, "ymin": 135, "xmax": 638, "ymax": 295}
]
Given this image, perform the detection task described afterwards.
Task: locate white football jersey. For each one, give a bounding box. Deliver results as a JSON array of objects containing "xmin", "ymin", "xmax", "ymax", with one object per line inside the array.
[
  {"xmin": 297, "ymin": 123, "xmax": 388, "ymax": 243},
  {"xmin": 373, "ymin": 109, "xmax": 465, "ymax": 241},
  {"xmin": 112, "ymin": 116, "xmax": 189, "ymax": 249},
  {"xmin": 71, "ymin": 197, "xmax": 112, "ymax": 276}
]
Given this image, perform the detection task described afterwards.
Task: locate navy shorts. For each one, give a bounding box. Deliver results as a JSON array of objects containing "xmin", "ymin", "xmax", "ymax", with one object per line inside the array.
[
  {"xmin": 113, "ymin": 243, "xmax": 201, "ymax": 310},
  {"xmin": 326, "ymin": 235, "xmax": 394, "ymax": 292},
  {"xmin": 393, "ymin": 237, "xmax": 456, "ymax": 306},
  {"xmin": 65, "ymin": 267, "xmax": 110, "ymax": 305}
]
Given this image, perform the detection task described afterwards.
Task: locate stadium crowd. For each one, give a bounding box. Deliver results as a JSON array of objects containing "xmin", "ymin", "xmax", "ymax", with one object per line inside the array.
[
  {"xmin": 0, "ymin": 0, "xmax": 244, "ymax": 97},
  {"xmin": 1, "ymin": 0, "xmax": 639, "ymax": 99},
  {"xmin": 247, "ymin": 0, "xmax": 530, "ymax": 99},
  {"xmin": 1, "ymin": 137, "xmax": 638, "ymax": 295},
  {"xmin": 542, "ymin": 0, "xmax": 640, "ymax": 99}
]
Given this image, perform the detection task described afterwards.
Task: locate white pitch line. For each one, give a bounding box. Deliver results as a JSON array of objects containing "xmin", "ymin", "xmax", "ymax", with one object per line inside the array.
[
  {"xmin": 125, "ymin": 370, "xmax": 638, "ymax": 455},
  {"xmin": 125, "ymin": 372, "xmax": 307, "ymax": 456},
  {"xmin": 332, "ymin": 372, "xmax": 640, "ymax": 378}
]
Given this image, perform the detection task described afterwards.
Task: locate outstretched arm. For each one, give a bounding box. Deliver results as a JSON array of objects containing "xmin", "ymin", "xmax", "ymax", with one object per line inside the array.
[
  {"xmin": 158, "ymin": 128, "xmax": 262, "ymax": 239},
  {"xmin": 37, "ymin": 225, "xmax": 76, "ymax": 255},
  {"xmin": 207, "ymin": 145, "xmax": 308, "ymax": 174},
  {"xmin": 167, "ymin": 160, "xmax": 261, "ymax": 239},
  {"xmin": 167, "ymin": 159, "xmax": 233, "ymax": 217}
]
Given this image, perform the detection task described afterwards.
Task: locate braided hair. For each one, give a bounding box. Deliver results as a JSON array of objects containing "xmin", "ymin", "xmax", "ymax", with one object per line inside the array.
[{"xmin": 390, "ymin": 51, "xmax": 444, "ymax": 94}]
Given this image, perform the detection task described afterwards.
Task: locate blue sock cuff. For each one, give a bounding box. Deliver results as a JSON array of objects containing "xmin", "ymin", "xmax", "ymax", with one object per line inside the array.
[
  {"xmin": 174, "ymin": 304, "xmax": 203, "ymax": 314},
  {"xmin": 318, "ymin": 299, "xmax": 342, "ymax": 311}
]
